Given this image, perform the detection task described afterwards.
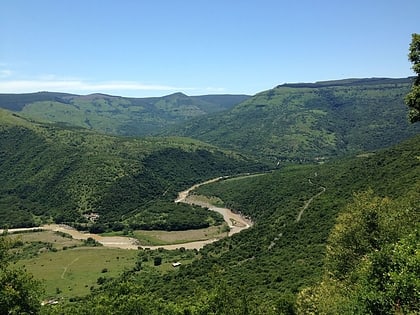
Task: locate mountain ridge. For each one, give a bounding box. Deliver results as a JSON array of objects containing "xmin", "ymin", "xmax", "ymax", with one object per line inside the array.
[
  {"xmin": 0, "ymin": 91, "xmax": 250, "ymax": 136},
  {"xmin": 171, "ymin": 77, "xmax": 419, "ymax": 161}
]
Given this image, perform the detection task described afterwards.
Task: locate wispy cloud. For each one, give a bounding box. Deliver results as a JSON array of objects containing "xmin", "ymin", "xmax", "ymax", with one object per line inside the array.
[{"xmin": 0, "ymin": 78, "xmax": 195, "ymax": 95}]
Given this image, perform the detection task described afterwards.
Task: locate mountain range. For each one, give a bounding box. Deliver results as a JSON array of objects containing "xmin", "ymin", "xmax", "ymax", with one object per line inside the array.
[
  {"xmin": 1, "ymin": 77, "xmax": 418, "ymax": 163},
  {"xmin": 0, "ymin": 92, "xmax": 249, "ymax": 136}
]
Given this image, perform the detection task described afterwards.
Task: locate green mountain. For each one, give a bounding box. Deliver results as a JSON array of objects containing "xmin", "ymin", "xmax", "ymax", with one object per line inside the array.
[
  {"xmin": 171, "ymin": 77, "xmax": 420, "ymax": 162},
  {"xmin": 0, "ymin": 109, "xmax": 262, "ymax": 229},
  {"xmin": 0, "ymin": 92, "xmax": 249, "ymax": 136}
]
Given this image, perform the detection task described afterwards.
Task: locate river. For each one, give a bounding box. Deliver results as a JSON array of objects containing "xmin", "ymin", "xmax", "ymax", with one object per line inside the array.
[{"xmin": 1, "ymin": 177, "xmax": 252, "ymax": 250}]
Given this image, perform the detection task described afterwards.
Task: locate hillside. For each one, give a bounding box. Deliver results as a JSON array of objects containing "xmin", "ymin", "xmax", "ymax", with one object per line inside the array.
[
  {"xmin": 0, "ymin": 109, "xmax": 263, "ymax": 230},
  {"xmin": 144, "ymin": 134, "xmax": 419, "ymax": 308},
  {"xmin": 34, "ymin": 133, "xmax": 419, "ymax": 314},
  {"xmin": 171, "ymin": 77, "xmax": 420, "ymax": 161},
  {"xmin": 0, "ymin": 92, "xmax": 249, "ymax": 136}
]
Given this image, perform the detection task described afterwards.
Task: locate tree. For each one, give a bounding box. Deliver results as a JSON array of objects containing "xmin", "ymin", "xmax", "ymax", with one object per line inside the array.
[
  {"xmin": 153, "ymin": 256, "xmax": 162, "ymax": 266},
  {"xmin": 0, "ymin": 236, "xmax": 43, "ymax": 314},
  {"xmin": 405, "ymin": 33, "xmax": 420, "ymax": 123},
  {"xmin": 297, "ymin": 189, "xmax": 419, "ymax": 314},
  {"xmin": 353, "ymin": 231, "xmax": 420, "ymax": 314}
]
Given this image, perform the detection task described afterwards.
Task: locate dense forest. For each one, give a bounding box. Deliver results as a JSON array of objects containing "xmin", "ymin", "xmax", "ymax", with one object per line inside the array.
[{"xmin": 1, "ymin": 136, "xmax": 418, "ymax": 314}]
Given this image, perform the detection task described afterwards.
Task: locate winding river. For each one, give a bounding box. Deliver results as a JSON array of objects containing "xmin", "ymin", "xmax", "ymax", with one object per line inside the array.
[{"xmin": 1, "ymin": 177, "xmax": 252, "ymax": 250}]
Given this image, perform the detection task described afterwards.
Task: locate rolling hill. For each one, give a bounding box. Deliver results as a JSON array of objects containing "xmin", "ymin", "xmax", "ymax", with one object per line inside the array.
[
  {"xmin": 170, "ymin": 77, "xmax": 420, "ymax": 162},
  {"xmin": 0, "ymin": 92, "xmax": 249, "ymax": 136},
  {"xmin": 0, "ymin": 108, "xmax": 263, "ymax": 230}
]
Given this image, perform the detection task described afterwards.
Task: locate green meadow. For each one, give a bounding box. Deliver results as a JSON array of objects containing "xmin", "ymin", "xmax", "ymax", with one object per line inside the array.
[{"xmin": 17, "ymin": 247, "xmax": 138, "ymax": 299}]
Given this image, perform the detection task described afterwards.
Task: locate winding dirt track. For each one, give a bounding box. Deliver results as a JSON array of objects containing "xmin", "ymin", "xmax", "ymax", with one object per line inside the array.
[
  {"xmin": 295, "ymin": 186, "xmax": 326, "ymax": 222},
  {"xmin": 1, "ymin": 177, "xmax": 252, "ymax": 250}
]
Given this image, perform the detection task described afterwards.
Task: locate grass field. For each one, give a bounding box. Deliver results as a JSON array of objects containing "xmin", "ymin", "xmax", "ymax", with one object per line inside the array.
[
  {"xmin": 7, "ymin": 231, "xmax": 138, "ymax": 298},
  {"xmin": 8, "ymin": 229, "xmax": 203, "ymax": 300},
  {"xmin": 9, "ymin": 230, "xmax": 82, "ymax": 251},
  {"xmin": 17, "ymin": 247, "xmax": 138, "ymax": 298}
]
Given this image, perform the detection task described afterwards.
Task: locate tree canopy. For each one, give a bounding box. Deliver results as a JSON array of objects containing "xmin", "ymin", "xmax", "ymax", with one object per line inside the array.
[{"xmin": 406, "ymin": 33, "xmax": 420, "ymax": 122}]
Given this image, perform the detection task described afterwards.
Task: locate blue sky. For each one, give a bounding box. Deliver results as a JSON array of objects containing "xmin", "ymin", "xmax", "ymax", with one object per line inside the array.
[{"xmin": 0, "ymin": 0, "xmax": 419, "ymax": 97}]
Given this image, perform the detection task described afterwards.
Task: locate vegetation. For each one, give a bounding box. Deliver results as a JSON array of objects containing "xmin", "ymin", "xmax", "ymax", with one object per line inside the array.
[
  {"xmin": 38, "ymin": 135, "xmax": 419, "ymax": 313},
  {"xmin": 0, "ymin": 92, "xmax": 249, "ymax": 136},
  {"xmin": 0, "ymin": 109, "xmax": 263, "ymax": 230},
  {"xmin": 296, "ymin": 189, "xmax": 419, "ymax": 314},
  {"xmin": 0, "ymin": 235, "xmax": 43, "ymax": 314},
  {"xmin": 0, "ymin": 69, "xmax": 419, "ymax": 314},
  {"xmin": 16, "ymin": 247, "xmax": 138, "ymax": 298},
  {"xmin": 171, "ymin": 78, "xmax": 420, "ymax": 161},
  {"xmin": 406, "ymin": 33, "xmax": 420, "ymax": 122}
]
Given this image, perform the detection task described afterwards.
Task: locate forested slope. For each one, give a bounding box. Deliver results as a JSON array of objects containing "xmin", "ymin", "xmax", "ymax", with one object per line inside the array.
[
  {"xmin": 44, "ymin": 134, "xmax": 419, "ymax": 314},
  {"xmin": 172, "ymin": 77, "xmax": 420, "ymax": 161},
  {"xmin": 0, "ymin": 109, "xmax": 263, "ymax": 230}
]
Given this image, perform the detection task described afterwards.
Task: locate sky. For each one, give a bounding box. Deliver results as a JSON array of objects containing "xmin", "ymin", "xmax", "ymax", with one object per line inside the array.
[{"xmin": 0, "ymin": 0, "xmax": 419, "ymax": 97}]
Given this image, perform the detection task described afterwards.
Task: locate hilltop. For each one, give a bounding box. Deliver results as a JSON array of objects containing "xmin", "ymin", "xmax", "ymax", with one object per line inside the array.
[{"xmin": 0, "ymin": 92, "xmax": 249, "ymax": 136}]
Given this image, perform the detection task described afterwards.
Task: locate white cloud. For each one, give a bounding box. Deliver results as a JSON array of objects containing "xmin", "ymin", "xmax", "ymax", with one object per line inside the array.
[{"xmin": 0, "ymin": 79, "xmax": 194, "ymax": 95}]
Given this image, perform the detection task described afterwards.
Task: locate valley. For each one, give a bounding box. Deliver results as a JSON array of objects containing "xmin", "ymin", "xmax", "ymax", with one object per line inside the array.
[
  {"xmin": 0, "ymin": 76, "xmax": 418, "ymax": 314},
  {"xmin": 2, "ymin": 176, "xmax": 253, "ymax": 250}
]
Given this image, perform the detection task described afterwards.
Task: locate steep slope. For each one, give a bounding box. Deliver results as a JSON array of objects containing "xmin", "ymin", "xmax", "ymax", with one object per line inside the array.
[
  {"xmin": 0, "ymin": 92, "xmax": 249, "ymax": 136},
  {"xmin": 172, "ymin": 77, "xmax": 420, "ymax": 161},
  {"xmin": 0, "ymin": 109, "xmax": 262, "ymax": 229}
]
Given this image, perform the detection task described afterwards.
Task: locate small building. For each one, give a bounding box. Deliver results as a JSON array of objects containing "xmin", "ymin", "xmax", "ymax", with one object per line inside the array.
[
  {"xmin": 83, "ymin": 212, "xmax": 100, "ymax": 222},
  {"xmin": 172, "ymin": 262, "xmax": 181, "ymax": 267}
]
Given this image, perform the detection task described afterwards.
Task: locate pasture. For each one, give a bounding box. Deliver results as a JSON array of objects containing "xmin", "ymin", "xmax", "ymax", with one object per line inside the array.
[
  {"xmin": 8, "ymin": 231, "xmax": 138, "ymax": 298},
  {"xmin": 17, "ymin": 247, "xmax": 138, "ymax": 298}
]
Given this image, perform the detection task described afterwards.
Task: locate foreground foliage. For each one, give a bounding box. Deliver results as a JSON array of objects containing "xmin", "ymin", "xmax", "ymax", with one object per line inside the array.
[
  {"xmin": 297, "ymin": 189, "xmax": 419, "ymax": 314},
  {"xmin": 406, "ymin": 33, "xmax": 420, "ymax": 122},
  {"xmin": 0, "ymin": 236, "xmax": 43, "ymax": 314}
]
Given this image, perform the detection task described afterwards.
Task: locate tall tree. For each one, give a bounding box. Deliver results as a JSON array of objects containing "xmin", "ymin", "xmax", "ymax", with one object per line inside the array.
[{"xmin": 405, "ymin": 33, "xmax": 420, "ymax": 123}]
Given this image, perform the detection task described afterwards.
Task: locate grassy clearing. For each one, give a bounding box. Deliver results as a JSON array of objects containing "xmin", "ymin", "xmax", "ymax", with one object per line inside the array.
[
  {"xmin": 16, "ymin": 247, "xmax": 137, "ymax": 299},
  {"xmin": 9, "ymin": 230, "xmax": 82, "ymax": 250},
  {"xmin": 187, "ymin": 194, "xmax": 225, "ymax": 207}
]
